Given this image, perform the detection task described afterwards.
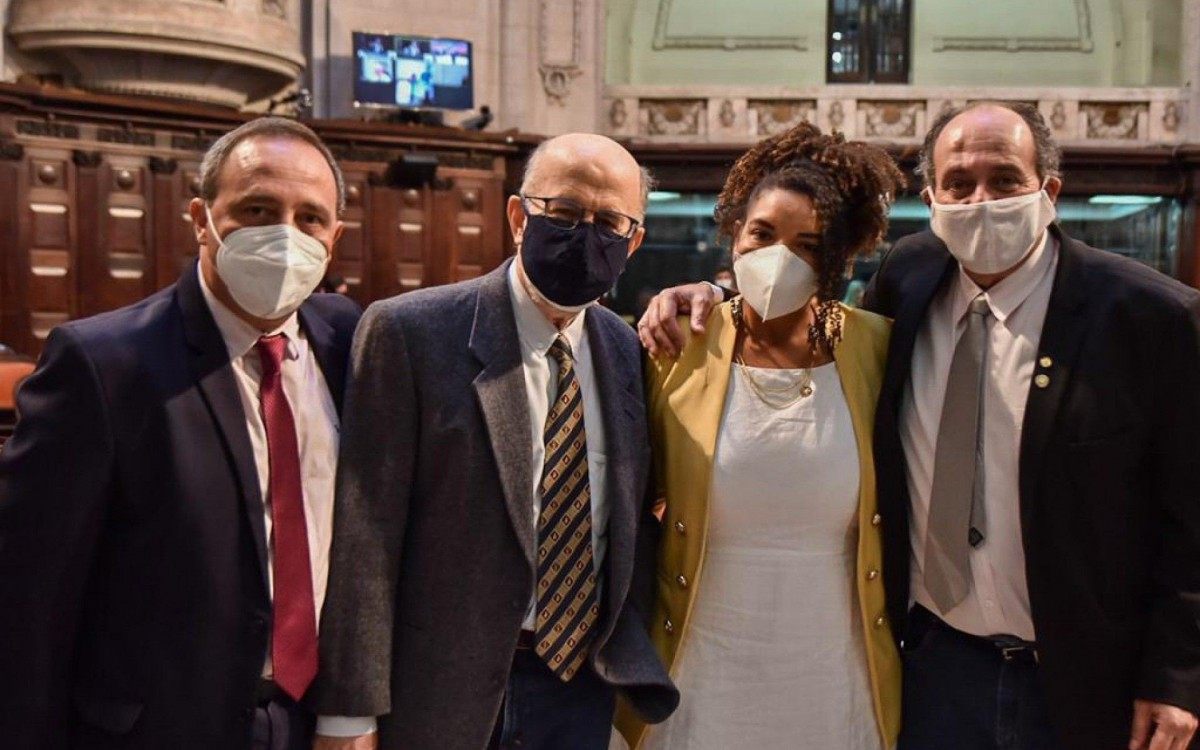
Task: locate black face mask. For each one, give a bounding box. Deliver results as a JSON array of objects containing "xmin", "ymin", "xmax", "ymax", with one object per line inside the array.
[{"xmin": 519, "ymin": 213, "xmax": 631, "ymax": 307}]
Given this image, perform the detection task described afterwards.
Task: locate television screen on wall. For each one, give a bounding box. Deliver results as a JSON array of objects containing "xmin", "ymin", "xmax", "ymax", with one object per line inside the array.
[{"xmin": 352, "ymin": 32, "xmax": 474, "ymax": 111}]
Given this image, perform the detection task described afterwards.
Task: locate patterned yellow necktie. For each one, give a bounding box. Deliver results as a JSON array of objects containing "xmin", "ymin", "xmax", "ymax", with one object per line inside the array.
[{"xmin": 534, "ymin": 335, "xmax": 599, "ymax": 681}]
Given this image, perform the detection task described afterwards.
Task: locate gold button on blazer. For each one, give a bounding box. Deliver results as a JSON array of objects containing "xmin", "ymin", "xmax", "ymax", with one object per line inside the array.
[{"xmin": 616, "ymin": 302, "xmax": 901, "ymax": 749}]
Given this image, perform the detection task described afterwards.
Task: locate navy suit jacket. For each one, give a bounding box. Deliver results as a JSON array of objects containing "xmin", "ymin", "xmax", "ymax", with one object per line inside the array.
[{"xmin": 0, "ymin": 263, "xmax": 360, "ymax": 749}]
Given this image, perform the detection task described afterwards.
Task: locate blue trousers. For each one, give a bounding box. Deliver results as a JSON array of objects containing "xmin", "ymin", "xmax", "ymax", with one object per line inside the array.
[
  {"xmin": 899, "ymin": 606, "xmax": 1057, "ymax": 750},
  {"xmin": 490, "ymin": 647, "xmax": 616, "ymax": 750}
]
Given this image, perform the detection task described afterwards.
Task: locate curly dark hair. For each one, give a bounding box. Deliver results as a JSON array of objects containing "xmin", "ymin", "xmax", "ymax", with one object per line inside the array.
[{"xmin": 714, "ymin": 121, "xmax": 905, "ymax": 354}]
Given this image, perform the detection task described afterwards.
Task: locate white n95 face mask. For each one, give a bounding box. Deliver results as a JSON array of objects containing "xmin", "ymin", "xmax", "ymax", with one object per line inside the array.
[
  {"xmin": 206, "ymin": 205, "xmax": 330, "ymax": 320},
  {"xmin": 928, "ymin": 188, "xmax": 1056, "ymax": 275},
  {"xmin": 733, "ymin": 243, "xmax": 819, "ymax": 321}
]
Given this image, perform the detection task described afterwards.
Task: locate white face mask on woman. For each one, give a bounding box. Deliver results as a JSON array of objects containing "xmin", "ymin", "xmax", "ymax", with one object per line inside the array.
[
  {"xmin": 926, "ymin": 187, "xmax": 1056, "ymax": 275},
  {"xmin": 206, "ymin": 205, "xmax": 330, "ymax": 320},
  {"xmin": 733, "ymin": 243, "xmax": 819, "ymax": 321}
]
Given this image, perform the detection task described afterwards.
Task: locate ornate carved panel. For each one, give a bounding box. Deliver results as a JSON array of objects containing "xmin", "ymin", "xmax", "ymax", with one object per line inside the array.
[
  {"xmin": 640, "ymin": 99, "xmax": 706, "ymax": 138},
  {"xmin": 23, "ymin": 147, "xmax": 75, "ymax": 342},
  {"xmin": 330, "ymin": 171, "xmax": 368, "ymax": 304},
  {"xmin": 860, "ymin": 100, "xmax": 925, "ymax": 139},
  {"xmin": 748, "ymin": 100, "xmax": 816, "ymax": 136},
  {"xmin": 1081, "ymin": 102, "xmax": 1148, "ymax": 140},
  {"xmin": 539, "ymin": 0, "xmax": 584, "ymax": 105}
]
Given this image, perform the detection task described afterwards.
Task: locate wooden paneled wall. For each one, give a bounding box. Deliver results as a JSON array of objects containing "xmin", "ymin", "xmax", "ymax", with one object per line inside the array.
[{"xmin": 0, "ymin": 84, "xmax": 526, "ymax": 356}]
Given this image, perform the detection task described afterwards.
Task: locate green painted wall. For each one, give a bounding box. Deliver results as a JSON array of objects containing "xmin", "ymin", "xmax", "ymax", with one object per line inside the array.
[{"xmin": 606, "ymin": 0, "xmax": 1182, "ymax": 87}]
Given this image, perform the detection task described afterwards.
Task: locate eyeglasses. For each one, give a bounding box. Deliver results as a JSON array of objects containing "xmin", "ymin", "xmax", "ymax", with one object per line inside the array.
[{"xmin": 521, "ymin": 195, "xmax": 642, "ymax": 242}]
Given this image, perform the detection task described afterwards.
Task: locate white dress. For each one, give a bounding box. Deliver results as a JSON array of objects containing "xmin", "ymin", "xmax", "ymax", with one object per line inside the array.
[{"xmin": 633, "ymin": 363, "xmax": 882, "ymax": 750}]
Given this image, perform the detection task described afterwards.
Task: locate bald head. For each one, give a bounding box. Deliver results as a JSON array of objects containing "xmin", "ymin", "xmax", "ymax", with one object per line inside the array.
[
  {"xmin": 923, "ymin": 102, "xmax": 1062, "ymax": 205},
  {"xmin": 920, "ymin": 101, "xmax": 1061, "ymax": 197},
  {"xmin": 521, "ymin": 133, "xmax": 652, "ymax": 216}
]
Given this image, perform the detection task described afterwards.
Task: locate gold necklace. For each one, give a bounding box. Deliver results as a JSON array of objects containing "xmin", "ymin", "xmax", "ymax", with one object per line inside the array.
[
  {"xmin": 731, "ymin": 296, "xmax": 814, "ymax": 410},
  {"xmin": 735, "ymin": 362, "xmax": 813, "ymax": 409}
]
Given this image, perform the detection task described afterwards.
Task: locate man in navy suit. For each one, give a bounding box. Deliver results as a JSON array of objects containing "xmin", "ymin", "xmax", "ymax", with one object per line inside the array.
[{"xmin": 0, "ymin": 117, "xmax": 360, "ymax": 750}]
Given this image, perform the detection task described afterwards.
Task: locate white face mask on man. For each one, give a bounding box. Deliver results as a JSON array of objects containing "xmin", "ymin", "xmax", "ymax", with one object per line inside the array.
[
  {"xmin": 206, "ymin": 205, "xmax": 330, "ymax": 320},
  {"xmin": 733, "ymin": 243, "xmax": 819, "ymax": 321},
  {"xmin": 926, "ymin": 186, "xmax": 1056, "ymax": 275}
]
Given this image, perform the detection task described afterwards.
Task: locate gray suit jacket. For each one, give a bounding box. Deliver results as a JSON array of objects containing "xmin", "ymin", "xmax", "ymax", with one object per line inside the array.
[{"xmin": 313, "ymin": 260, "xmax": 678, "ymax": 749}]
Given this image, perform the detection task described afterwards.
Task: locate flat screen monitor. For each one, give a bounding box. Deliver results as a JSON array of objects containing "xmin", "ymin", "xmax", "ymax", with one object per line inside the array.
[{"xmin": 353, "ymin": 32, "xmax": 474, "ymax": 111}]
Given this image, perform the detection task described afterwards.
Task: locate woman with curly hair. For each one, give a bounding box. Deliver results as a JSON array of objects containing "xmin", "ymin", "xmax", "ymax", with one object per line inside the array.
[{"xmin": 613, "ymin": 122, "xmax": 906, "ymax": 750}]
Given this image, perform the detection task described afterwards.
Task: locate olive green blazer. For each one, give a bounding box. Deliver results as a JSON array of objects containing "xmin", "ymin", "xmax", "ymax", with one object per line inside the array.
[{"xmin": 616, "ymin": 302, "xmax": 901, "ymax": 749}]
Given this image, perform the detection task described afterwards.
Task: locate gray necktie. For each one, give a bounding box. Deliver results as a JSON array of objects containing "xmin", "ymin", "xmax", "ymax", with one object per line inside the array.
[{"xmin": 924, "ymin": 294, "xmax": 991, "ymax": 615}]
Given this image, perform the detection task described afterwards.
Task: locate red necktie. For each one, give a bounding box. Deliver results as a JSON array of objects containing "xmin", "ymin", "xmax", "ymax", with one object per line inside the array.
[{"xmin": 256, "ymin": 334, "xmax": 318, "ymax": 700}]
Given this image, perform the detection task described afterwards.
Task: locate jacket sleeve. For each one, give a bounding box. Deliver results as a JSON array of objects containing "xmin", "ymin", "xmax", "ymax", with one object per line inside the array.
[
  {"xmin": 0, "ymin": 327, "xmax": 116, "ymax": 747},
  {"xmin": 311, "ymin": 302, "xmax": 417, "ymax": 717},
  {"xmin": 1137, "ymin": 293, "xmax": 1200, "ymax": 714}
]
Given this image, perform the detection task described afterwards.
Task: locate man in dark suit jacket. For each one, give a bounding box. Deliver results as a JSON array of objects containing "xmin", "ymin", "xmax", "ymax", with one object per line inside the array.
[
  {"xmin": 313, "ymin": 134, "xmax": 677, "ymax": 750},
  {"xmin": 0, "ymin": 118, "xmax": 360, "ymax": 750},
  {"xmin": 636, "ymin": 103, "xmax": 1200, "ymax": 750}
]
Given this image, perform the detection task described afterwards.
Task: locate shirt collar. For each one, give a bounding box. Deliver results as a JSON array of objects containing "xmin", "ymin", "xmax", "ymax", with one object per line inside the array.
[
  {"xmin": 506, "ymin": 261, "xmax": 588, "ymax": 358},
  {"xmin": 196, "ymin": 262, "xmax": 302, "ymax": 361},
  {"xmin": 951, "ymin": 230, "xmax": 1058, "ymax": 325}
]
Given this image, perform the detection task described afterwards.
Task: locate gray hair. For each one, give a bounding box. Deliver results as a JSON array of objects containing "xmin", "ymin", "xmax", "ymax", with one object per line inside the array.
[
  {"xmin": 199, "ymin": 117, "xmax": 346, "ymax": 216},
  {"xmin": 521, "ymin": 139, "xmax": 656, "ymax": 213},
  {"xmin": 917, "ymin": 101, "xmax": 1062, "ymax": 190}
]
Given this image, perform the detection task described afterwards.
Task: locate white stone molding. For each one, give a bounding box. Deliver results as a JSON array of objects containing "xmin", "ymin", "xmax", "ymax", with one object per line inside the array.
[
  {"xmin": 859, "ymin": 100, "xmax": 925, "ymax": 139},
  {"xmin": 640, "ymin": 98, "xmax": 706, "ymax": 138},
  {"xmin": 932, "ymin": 0, "xmax": 1093, "ymax": 53},
  {"xmin": 538, "ymin": 0, "xmax": 584, "ymax": 105},
  {"xmin": 651, "ymin": 0, "xmax": 808, "ymax": 51},
  {"xmin": 748, "ymin": 99, "xmax": 816, "ymax": 136},
  {"xmin": 1079, "ymin": 102, "xmax": 1148, "ymax": 140},
  {"xmin": 606, "ymin": 84, "xmax": 1185, "ymax": 146}
]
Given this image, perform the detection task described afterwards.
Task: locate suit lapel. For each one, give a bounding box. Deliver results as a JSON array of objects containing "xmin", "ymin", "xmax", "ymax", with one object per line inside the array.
[
  {"xmin": 585, "ymin": 312, "xmax": 641, "ymax": 620},
  {"xmin": 298, "ymin": 303, "xmax": 347, "ymax": 414},
  {"xmin": 176, "ymin": 263, "xmax": 270, "ymax": 593},
  {"xmin": 1018, "ymin": 229, "xmax": 1089, "ymax": 522},
  {"xmin": 880, "ymin": 252, "xmax": 956, "ymax": 418},
  {"xmin": 469, "ymin": 261, "xmax": 537, "ymax": 567}
]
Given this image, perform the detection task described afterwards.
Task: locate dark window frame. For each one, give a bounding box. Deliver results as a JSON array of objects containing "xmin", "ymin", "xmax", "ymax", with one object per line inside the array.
[{"xmin": 826, "ymin": 0, "xmax": 913, "ymax": 84}]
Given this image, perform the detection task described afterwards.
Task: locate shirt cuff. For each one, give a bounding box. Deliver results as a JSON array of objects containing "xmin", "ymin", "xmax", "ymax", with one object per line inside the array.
[
  {"xmin": 315, "ymin": 716, "xmax": 378, "ymax": 737},
  {"xmin": 707, "ymin": 282, "xmax": 727, "ymax": 303}
]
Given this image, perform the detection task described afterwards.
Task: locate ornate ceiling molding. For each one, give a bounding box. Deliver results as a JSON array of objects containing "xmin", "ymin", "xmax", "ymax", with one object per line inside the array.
[
  {"xmin": 652, "ymin": 0, "xmax": 808, "ymax": 51},
  {"xmin": 933, "ymin": 0, "xmax": 1093, "ymax": 53},
  {"xmin": 8, "ymin": 0, "xmax": 303, "ymax": 107}
]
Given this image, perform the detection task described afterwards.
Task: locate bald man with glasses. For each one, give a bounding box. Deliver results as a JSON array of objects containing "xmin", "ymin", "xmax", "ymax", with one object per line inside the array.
[{"xmin": 311, "ymin": 133, "xmax": 678, "ymax": 750}]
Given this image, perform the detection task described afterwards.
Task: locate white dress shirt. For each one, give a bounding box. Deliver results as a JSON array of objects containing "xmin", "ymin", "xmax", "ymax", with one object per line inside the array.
[
  {"xmin": 902, "ymin": 233, "xmax": 1058, "ymax": 641},
  {"xmin": 507, "ymin": 261, "xmax": 610, "ymax": 630},
  {"xmin": 196, "ymin": 270, "xmax": 340, "ymax": 672}
]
